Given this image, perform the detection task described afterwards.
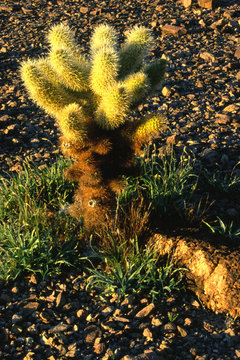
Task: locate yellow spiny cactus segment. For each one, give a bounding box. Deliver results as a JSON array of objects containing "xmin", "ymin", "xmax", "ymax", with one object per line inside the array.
[
  {"xmin": 49, "ymin": 48, "xmax": 90, "ymax": 91},
  {"xmin": 132, "ymin": 114, "xmax": 166, "ymax": 150},
  {"xmin": 58, "ymin": 103, "xmax": 88, "ymax": 143},
  {"xmin": 126, "ymin": 25, "xmax": 154, "ymax": 49},
  {"xmin": 119, "ymin": 25, "xmax": 154, "ymax": 78},
  {"xmin": 48, "ymin": 23, "xmax": 76, "ymax": 51},
  {"xmin": 36, "ymin": 58, "xmax": 61, "ymax": 86},
  {"xmin": 90, "ymin": 47, "xmax": 119, "ymax": 97},
  {"xmin": 90, "ymin": 24, "xmax": 118, "ymax": 53},
  {"xmin": 47, "ymin": 23, "xmax": 84, "ymax": 63},
  {"xmin": 95, "ymin": 85, "xmax": 129, "ymax": 129},
  {"xmin": 20, "ymin": 59, "xmax": 74, "ymax": 115},
  {"xmin": 122, "ymin": 71, "xmax": 150, "ymax": 106}
]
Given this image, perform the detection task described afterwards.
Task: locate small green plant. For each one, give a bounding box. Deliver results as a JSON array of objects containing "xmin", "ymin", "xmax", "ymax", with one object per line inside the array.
[
  {"xmin": 203, "ymin": 217, "xmax": 240, "ymax": 240},
  {"xmin": 0, "ymin": 158, "xmax": 82, "ymax": 281},
  {"xmin": 86, "ymin": 233, "xmax": 186, "ymax": 302},
  {"xmin": 120, "ymin": 147, "xmax": 198, "ymax": 218},
  {"xmin": 167, "ymin": 311, "xmax": 179, "ymax": 323},
  {"xmin": 204, "ymin": 164, "xmax": 240, "ymax": 196}
]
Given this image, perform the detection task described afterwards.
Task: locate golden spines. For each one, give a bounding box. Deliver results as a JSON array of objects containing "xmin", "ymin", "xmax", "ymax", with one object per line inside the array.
[
  {"xmin": 48, "ymin": 23, "xmax": 76, "ymax": 51},
  {"xmin": 57, "ymin": 103, "xmax": 88, "ymax": 144},
  {"xmin": 90, "ymin": 24, "xmax": 118, "ymax": 53},
  {"xmin": 122, "ymin": 71, "xmax": 150, "ymax": 107},
  {"xmin": 119, "ymin": 25, "xmax": 154, "ymax": 78},
  {"xmin": 90, "ymin": 46, "xmax": 119, "ymax": 97},
  {"xmin": 95, "ymin": 85, "xmax": 129, "ymax": 129},
  {"xmin": 131, "ymin": 113, "xmax": 166, "ymax": 152},
  {"xmin": 47, "ymin": 23, "xmax": 86, "ymax": 64},
  {"xmin": 20, "ymin": 59, "xmax": 75, "ymax": 116},
  {"xmin": 49, "ymin": 48, "xmax": 90, "ymax": 92}
]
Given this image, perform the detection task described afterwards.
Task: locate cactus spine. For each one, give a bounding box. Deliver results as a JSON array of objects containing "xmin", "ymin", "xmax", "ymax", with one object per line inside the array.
[{"xmin": 21, "ymin": 23, "xmax": 167, "ymax": 232}]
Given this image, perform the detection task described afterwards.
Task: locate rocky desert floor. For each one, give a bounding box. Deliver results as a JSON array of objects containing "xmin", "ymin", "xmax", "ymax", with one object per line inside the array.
[{"xmin": 0, "ymin": 0, "xmax": 240, "ymax": 359}]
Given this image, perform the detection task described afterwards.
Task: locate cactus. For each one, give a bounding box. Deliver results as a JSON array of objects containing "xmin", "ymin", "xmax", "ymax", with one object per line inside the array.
[{"xmin": 20, "ymin": 23, "xmax": 167, "ymax": 232}]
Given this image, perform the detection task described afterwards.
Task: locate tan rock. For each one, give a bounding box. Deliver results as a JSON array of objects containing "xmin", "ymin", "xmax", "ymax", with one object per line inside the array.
[
  {"xmin": 150, "ymin": 234, "xmax": 240, "ymax": 318},
  {"xmin": 80, "ymin": 6, "xmax": 88, "ymax": 14},
  {"xmin": 198, "ymin": 0, "xmax": 217, "ymax": 10},
  {"xmin": 161, "ymin": 24, "xmax": 187, "ymax": 36},
  {"xmin": 182, "ymin": 0, "xmax": 192, "ymax": 7},
  {"xmin": 135, "ymin": 303, "xmax": 155, "ymax": 319}
]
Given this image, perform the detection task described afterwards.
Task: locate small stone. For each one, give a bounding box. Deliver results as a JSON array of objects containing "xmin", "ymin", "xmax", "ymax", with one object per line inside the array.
[
  {"xmin": 215, "ymin": 114, "xmax": 230, "ymax": 124},
  {"xmin": 163, "ymin": 322, "xmax": 176, "ymax": 333},
  {"xmin": 56, "ymin": 292, "xmax": 66, "ymax": 308},
  {"xmin": 27, "ymin": 324, "xmax": 37, "ymax": 335},
  {"xmin": 135, "ymin": 303, "xmax": 155, "ymax": 319},
  {"xmin": 177, "ymin": 325, "xmax": 188, "ymax": 337},
  {"xmin": 151, "ymin": 317, "xmax": 163, "ymax": 327},
  {"xmin": 29, "ymin": 274, "xmax": 37, "ymax": 284},
  {"xmin": 41, "ymin": 334, "xmax": 54, "ymax": 346},
  {"xmin": 162, "ymin": 86, "xmax": 171, "ymax": 97},
  {"xmin": 0, "ymin": 6, "xmax": 13, "ymax": 12},
  {"xmin": 184, "ymin": 317, "xmax": 192, "ymax": 326},
  {"xmin": 223, "ymin": 104, "xmax": 239, "ymax": 113},
  {"xmin": 76, "ymin": 309, "xmax": 87, "ymax": 319},
  {"xmin": 198, "ymin": 0, "xmax": 217, "ymax": 10},
  {"xmin": 94, "ymin": 337, "xmax": 105, "ymax": 354},
  {"xmin": 182, "ymin": 0, "xmax": 192, "ymax": 7},
  {"xmin": 235, "ymin": 349, "xmax": 240, "ymax": 358},
  {"xmin": 48, "ymin": 322, "xmax": 70, "ymax": 334},
  {"xmin": 161, "ymin": 24, "xmax": 187, "ymax": 36},
  {"xmin": 200, "ymin": 52, "xmax": 216, "ymax": 63},
  {"xmin": 23, "ymin": 302, "xmax": 39, "ymax": 316},
  {"xmin": 166, "ymin": 134, "xmax": 180, "ymax": 145},
  {"xmin": 23, "ymin": 352, "xmax": 35, "ymax": 360},
  {"xmin": 11, "ymin": 286, "xmax": 19, "ymax": 294},
  {"xmin": 143, "ymin": 327, "xmax": 153, "ymax": 340},
  {"xmin": 80, "ymin": 6, "xmax": 88, "ymax": 14},
  {"xmin": 121, "ymin": 295, "xmax": 134, "ymax": 307},
  {"xmin": 12, "ymin": 314, "xmax": 23, "ymax": 324},
  {"xmin": 234, "ymin": 46, "xmax": 240, "ymax": 60},
  {"xmin": 101, "ymin": 306, "xmax": 114, "ymax": 317},
  {"xmin": 85, "ymin": 325, "xmax": 102, "ymax": 344}
]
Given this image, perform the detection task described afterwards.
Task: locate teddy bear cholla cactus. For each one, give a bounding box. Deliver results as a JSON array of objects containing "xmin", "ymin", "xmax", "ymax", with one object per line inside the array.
[{"xmin": 21, "ymin": 23, "xmax": 166, "ymax": 232}]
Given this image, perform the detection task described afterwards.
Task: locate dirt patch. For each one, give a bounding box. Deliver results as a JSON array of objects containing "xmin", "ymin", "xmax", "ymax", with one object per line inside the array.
[{"xmin": 150, "ymin": 233, "xmax": 240, "ymax": 318}]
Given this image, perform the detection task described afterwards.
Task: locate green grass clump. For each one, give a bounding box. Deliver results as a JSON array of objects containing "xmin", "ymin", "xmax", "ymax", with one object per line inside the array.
[
  {"xmin": 204, "ymin": 166, "xmax": 240, "ymax": 197},
  {"xmin": 86, "ymin": 233, "xmax": 186, "ymax": 302},
  {"xmin": 203, "ymin": 217, "xmax": 240, "ymax": 241},
  {"xmin": 119, "ymin": 147, "xmax": 198, "ymax": 220},
  {"xmin": 0, "ymin": 157, "xmax": 82, "ymax": 281}
]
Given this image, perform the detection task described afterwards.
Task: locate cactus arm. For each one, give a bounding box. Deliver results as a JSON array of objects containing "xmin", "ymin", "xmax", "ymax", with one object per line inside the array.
[
  {"xmin": 144, "ymin": 59, "xmax": 167, "ymax": 90},
  {"xmin": 118, "ymin": 25, "xmax": 154, "ymax": 79},
  {"xmin": 57, "ymin": 103, "xmax": 89, "ymax": 144},
  {"xmin": 130, "ymin": 113, "xmax": 166, "ymax": 153},
  {"xmin": 95, "ymin": 85, "xmax": 129, "ymax": 130},
  {"xmin": 90, "ymin": 46, "xmax": 119, "ymax": 97},
  {"xmin": 121, "ymin": 71, "xmax": 150, "ymax": 108},
  {"xmin": 20, "ymin": 59, "xmax": 79, "ymax": 116},
  {"xmin": 90, "ymin": 24, "xmax": 118, "ymax": 53},
  {"xmin": 49, "ymin": 48, "xmax": 90, "ymax": 92}
]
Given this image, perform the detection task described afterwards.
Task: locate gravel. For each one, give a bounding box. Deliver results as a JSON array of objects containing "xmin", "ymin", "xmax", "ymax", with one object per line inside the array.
[
  {"xmin": 0, "ymin": 271, "xmax": 240, "ymax": 360},
  {"xmin": 0, "ymin": 0, "xmax": 240, "ymax": 359}
]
